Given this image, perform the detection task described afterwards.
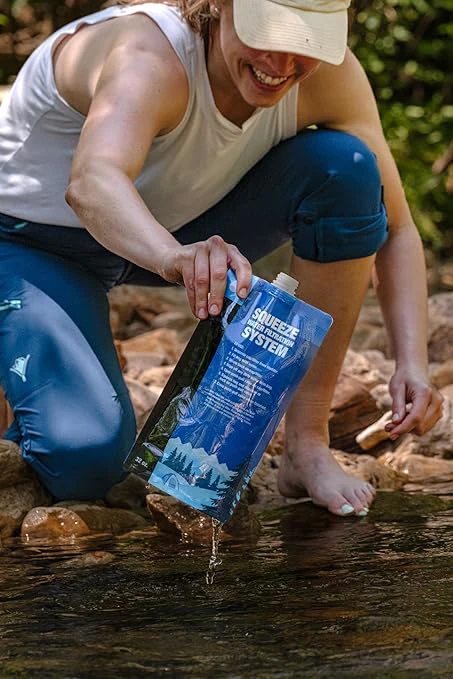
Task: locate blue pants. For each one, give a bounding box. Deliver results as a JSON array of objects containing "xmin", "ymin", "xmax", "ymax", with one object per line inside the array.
[{"xmin": 0, "ymin": 130, "xmax": 387, "ymax": 500}]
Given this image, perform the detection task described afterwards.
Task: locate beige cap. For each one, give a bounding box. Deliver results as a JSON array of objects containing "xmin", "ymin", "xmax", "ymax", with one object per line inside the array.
[{"xmin": 233, "ymin": 0, "xmax": 351, "ymax": 65}]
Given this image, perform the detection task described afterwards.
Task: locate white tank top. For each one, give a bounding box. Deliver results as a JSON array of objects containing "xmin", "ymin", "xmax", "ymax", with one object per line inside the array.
[{"xmin": 0, "ymin": 3, "xmax": 298, "ymax": 231}]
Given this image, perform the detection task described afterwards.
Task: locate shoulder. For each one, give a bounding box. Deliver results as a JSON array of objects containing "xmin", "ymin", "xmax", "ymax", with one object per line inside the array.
[
  {"xmin": 297, "ymin": 49, "xmax": 380, "ymax": 133},
  {"xmin": 55, "ymin": 10, "xmax": 189, "ymax": 124}
]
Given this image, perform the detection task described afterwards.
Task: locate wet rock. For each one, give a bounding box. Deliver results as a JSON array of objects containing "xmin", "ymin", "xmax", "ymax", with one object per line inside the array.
[
  {"xmin": 332, "ymin": 450, "xmax": 404, "ymax": 490},
  {"xmin": 60, "ymin": 551, "xmax": 115, "ymax": 569},
  {"xmin": 124, "ymin": 377, "xmax": 161, "ymax": 429},
  {"xmin": 140, "ymin": 365, "xmax": 175, "ymax": 389},
  {"xmin": 427, "ymin": 293, "xmax": 453, "ymax": 362},
  {"xmin": 21, "ymin": 506, "xmax": 91, "ymax": 542},
  {"xmin": 0, "ymin": 440, "xmax": 35, "ymax": 488},
  {"xmin": 53, "ymin": 503, "xmax": 150, "ymax": 534},
  {"xmin": 105, "ymin": 473, "xmax": 149, "ymax": 510},
  {"xmin": 329, "ymin": 374, "xmax": 383, "ymax": 452},
  {"xmin": 0, "ymin": 481, "xmax": 51, "ymax": 539},
  {"xmin": 122, "ymin": 328, "xmax": 185, "ymax": 364},
  {"xmin": 392, "ymin": 397, "xmax": 453, "ymax": 459},
  {"xmin": 146, "ymin": 493, "xmax": 260, "ymax": 545}
]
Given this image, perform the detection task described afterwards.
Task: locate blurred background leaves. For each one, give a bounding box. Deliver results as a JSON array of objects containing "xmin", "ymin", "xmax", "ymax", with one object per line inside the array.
[{"xmin": 0, "ymin": 0, "xmax": 452, "ymax": 254}]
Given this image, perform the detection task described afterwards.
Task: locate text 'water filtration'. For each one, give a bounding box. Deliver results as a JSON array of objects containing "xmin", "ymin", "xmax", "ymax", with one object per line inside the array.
[{"xmin": 124, "ymin": 271, "xmax": 333, "ymax": 523}]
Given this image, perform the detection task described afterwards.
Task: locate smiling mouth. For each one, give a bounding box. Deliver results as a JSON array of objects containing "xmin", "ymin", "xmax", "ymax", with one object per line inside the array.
[{"xmin": 250, "ymin": 65, "xmax": 290, "ymax": 87}]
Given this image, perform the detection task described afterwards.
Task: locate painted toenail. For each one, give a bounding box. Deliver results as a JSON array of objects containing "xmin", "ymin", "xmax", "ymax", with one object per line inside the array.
[
  {"xmin": 357, "ymin": 508, "xmax": 369, "ymax": 517},
  {"xmin": 340, "ymin": 503, "xmax": 355, "ymax": 515}
]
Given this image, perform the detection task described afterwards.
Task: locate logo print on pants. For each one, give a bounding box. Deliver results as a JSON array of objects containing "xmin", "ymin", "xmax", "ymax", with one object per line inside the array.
[{"xmin": 10, "ymin": 355, "xmax": 30, "ymax": 383}]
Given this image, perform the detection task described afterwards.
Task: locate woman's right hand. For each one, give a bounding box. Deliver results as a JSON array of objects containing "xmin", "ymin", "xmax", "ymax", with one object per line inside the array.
[{"xmin": 158, "ymin": 236, "xmax": 252, "ymax": 319}]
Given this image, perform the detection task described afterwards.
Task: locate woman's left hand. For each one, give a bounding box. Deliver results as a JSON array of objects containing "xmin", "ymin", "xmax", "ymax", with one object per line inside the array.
[{"xmin": 384, "ymin": 366, "xmax": 444, "ymax": 439}]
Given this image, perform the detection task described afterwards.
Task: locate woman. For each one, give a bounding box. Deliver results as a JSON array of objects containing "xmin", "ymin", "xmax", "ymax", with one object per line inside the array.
[{"xmin": 0, "ymin": 0, "xmax": 443, "ymax": 515}]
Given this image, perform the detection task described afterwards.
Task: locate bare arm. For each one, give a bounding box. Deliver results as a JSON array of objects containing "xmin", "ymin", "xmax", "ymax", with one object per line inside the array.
[
  {"xmin": 297, "ymin": 51, "xmax": 443, "ymax": 434},
  {"xmin": 65, "ymin": 16, "xmax": 251, "ymax": 317}
]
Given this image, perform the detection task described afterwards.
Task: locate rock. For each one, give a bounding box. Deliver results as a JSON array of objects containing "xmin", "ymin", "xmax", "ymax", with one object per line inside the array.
[
  {"xmin": 439, "ymin": 261, "xmax": 453, "ymax": 291},
  {"xmin": 265, "ymin": 419, "xmax": 285, "ymax": 457},
  {"xmin": 53, "ymin": 503, "xmax": 150, "ymax": 534},
  {"xmin": 0, "ymin": 481, "xmax": 51, "ymax": 539},
  {"xmin": 140, "ymin": 365, "xmax": 175, "ymax": 389},
  {"xmin": 22, "ymin": 503, "xmax": 150, "ymax": 542},
  {"xmin": 0, "ymin": 439, "xmax": 35, "ymax": 489},
  {"xmin": 146, "ymin": 494, "xmax": 260, "ymax": 545},
  {"xmin": 0, "ymin": 391, "xmax": 13, "ymax": 437},
  {"xmin": 248, "ymin": 453, "xmax": 282, "ymax": 506},
  {"xmin": 391, "ymin": 397, "xmax": 453, "ymax": 459},
  {"xmin": 431, "ymin": 359, "xmax": 453, "ymax": 389},
  {"xmin": 361, "ymin": 350, "xmax": 395, "ymax": 383},
  {"xmin": 370, "ymin": 383, "xmax": 393, "ymax": 411},
  {"xmin": 356, "ymin": 411, "xmax": 393, "ymax": 451},
  {"xmin": 341, "ymin": 349, "xmax": 384, "ymax": 389},
  {"xmin": 150, "ymin": 310, "xmax": 196, "ymax": 332},
  {"xmin": 329, "ymin": 374, "xmax": 383, "ymax": 452},
  {"xmin": 379, "ymin": 450, "xmax": 453, "ymax": 483},
  {"xmin": 21, "ymin": 506, "xmax": 91, "ymax": 542},
  {"xmin": 105, "ymin": 473, "xmax": 149, "ymax": 510},
  {"xmin": 124, "ymin": 377, "xmax": 161, "ymax": 429},
  {"xmin": 124, "ymin": 351, "xmax": 169, "ymax": 380},
  {"xmin": 108, "ymin": 285, "xmax": 172, "ymax": 332},
  {"xmin": 441, "ymin": 384, "xmax": 453, "ymax": 400},
  {"xmin": 114, "ymin": 340, "xmax": 127, "ymax": 372},
  {"xmin": 122, "ymin": 328, "xmax": 185, "ymax": 364},
  {"xmin": 60, "ymin": 551, "xmax": 115, "ymax": 569},
  {"xmin": 332, "ymin": 450, "xmax": 405, "ymax": 490},
  {"xmin": 427, "ymin": 293, "xmax": 453, "ymax": 362}
]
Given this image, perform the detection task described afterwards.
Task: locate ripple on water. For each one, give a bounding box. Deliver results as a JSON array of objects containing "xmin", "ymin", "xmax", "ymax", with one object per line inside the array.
[{"xmin": 0, "ymin": 492, "xmax": 452, "ymax": 677}]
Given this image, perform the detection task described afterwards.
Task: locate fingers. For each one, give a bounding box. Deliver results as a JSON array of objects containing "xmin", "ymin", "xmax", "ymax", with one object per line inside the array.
[
  {"xmin": 176, "ymin": 237, "xmax": 252, "ymax": 320},
  {"xmin": 207, "ymin": 236, "xmax": 228, "ymax": 316},
  {"xmin": 385, "ymin": 386, "xmax": 444, "ymax": 439},
  {"xmin": 227, "ymin": 243, "xmax": 252, "ymax": 299}
]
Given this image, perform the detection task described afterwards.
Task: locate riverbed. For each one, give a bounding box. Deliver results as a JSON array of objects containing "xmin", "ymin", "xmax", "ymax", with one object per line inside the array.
[{"xmin": 1, "ymin": 492, "xmax": 452, "ymax": 678}]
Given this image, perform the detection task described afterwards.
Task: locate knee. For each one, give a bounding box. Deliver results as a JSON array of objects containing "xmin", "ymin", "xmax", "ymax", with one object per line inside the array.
[
  {"xmin": 23, "ymin": 400, "xmax": 137, "ymax": 501},
  {"xmin": 290, "ymin": 129, "xmax": 388, "ymax": 262}
]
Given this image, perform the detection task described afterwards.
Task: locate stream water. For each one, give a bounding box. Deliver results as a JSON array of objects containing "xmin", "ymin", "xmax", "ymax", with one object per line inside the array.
[{"xmin": 1, "ymin": 491, "xmax": 452, "ymax": 678}]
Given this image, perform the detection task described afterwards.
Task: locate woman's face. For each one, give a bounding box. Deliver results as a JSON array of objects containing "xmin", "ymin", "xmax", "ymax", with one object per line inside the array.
[{"xmin": 211, "ymin": 2, "xmax": 321, "ymax": 109}]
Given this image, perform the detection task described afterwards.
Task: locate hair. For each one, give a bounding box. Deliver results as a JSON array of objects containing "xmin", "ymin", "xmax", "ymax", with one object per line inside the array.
[{"xmin": 123, "ymin": 1, "xmax": 220, "ymax": 40}]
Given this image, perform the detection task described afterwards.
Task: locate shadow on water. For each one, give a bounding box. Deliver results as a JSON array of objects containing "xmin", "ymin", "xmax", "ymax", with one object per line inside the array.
[{"xmin": 1, "ymin": 492, "xmax": 453, "ymax": 678}]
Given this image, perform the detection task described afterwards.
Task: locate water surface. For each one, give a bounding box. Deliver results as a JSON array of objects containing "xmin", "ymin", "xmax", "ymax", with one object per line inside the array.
[{"xmin": 1, "ymin": 492, "xmax": 452, "ymax": 678}]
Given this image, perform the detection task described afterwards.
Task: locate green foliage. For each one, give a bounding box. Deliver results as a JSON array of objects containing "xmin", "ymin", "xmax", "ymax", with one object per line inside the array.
[{"xmin": 350, "ymin": 0, "xmax": 453, "ymax": 251}]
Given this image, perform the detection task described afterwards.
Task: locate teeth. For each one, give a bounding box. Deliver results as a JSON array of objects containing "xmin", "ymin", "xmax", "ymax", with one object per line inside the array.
[{"xmin": 251, "ymin": 66, "xmax": 288, "ymax": 86}]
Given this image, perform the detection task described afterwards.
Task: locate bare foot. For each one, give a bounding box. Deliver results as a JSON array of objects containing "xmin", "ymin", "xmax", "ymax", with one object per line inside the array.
[{"xmin": 278, "ymin": 445, "xmax": 376, "ymax": 517}]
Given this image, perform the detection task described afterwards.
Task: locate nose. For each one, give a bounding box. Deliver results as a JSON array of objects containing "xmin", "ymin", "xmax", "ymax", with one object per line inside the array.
[{"xmin": 262, "ymin": 52, "xmax": 320, "ymax": 76}]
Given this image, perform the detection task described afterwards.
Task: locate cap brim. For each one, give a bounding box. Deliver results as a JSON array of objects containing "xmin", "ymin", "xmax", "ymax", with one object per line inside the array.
[{"xmin": 233, "ymin": 0, "xmax": 348, "ymax": 66}]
